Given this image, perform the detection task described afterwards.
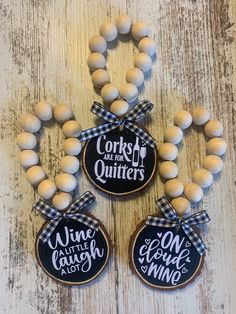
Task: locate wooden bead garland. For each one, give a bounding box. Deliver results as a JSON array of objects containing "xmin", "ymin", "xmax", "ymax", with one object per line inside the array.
[
  {"xmin": 89, "ymin": 35, "xmax": 107, "ymax": 53},
  {"xmin": 59, "ymin": 156, "xmax": 80, "ymax": 174},
  {"xmin": 18, "ymin": 150, "xmax": 39, "ymax": 168},
  {"xmin": 170, "ymin": 197, "xmax": 191, "ymax": 215},
  {"xmin": 203, "ymin": 155, "xmax": 223, "ymax": 174},
  {"xmin": 52, "ymin": 192, "xmax": 73, "ymax": 210},
  {"xmin": 17, "ymin": 101, "xmax": 82, "ymax": 210},
  {"xmin": 63, "ymin": 138, "xmax": 82, "ymax": 155},
  {"xmin": 16, "ymin": 132, "xmax": 37, "ymax": 150},
  {"xmin": 54, "ymin": 103, "xmax": 73, "ymax": 123},
  {"xmin": 88, "ymin": 15, "xmax": 156, "ymax": 116},
  {"xmin": 115, "ymin": 14, "xmax": 132, "ymax": 34},
  {"xmin": 159, "ymin": 107, "xmax": 227, "ymax": 215},
  {"xmin": 34, "ymin": 101, "xmax": 53, "ymax": 121},
  {"xmin": 37, "ymin": 179, "xmax": 57, "ymax": 200},
  {"xmin": 101, "ymin": 83, "xmax": 119, "ymax": 103},
  {"xmin": 26, "ymin": 165, "xmax": 47, "ymax": 186},
  {"xmin": 21, "ymin": 114, "xmax": 41, "ymax": 133},
  {"xmin": 126, "ymin": 68, "xmax": 144, "ymax": 87},
  {"xmin": 159, "ymin": 161, "xmax": 178, "ymax": 179}
]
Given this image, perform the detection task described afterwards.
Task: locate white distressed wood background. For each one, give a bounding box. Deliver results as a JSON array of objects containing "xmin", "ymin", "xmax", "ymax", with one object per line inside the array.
[{"xmin": 0, "ymin": 0, "xmax": 235, "ymax": 313}]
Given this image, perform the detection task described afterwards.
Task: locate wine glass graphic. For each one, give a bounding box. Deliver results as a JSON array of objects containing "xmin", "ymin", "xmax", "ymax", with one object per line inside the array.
[{"xmin": 140, "ymin": 146, "xmax": 147, "ymax": 167}]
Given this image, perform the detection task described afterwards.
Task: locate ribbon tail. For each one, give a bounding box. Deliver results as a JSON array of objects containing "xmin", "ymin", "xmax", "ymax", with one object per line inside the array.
[
  {"xmin": 181, "ymin": 223, "xmax": 206, "ymax": 256},
  {"xmin": 78, "ymin": 121, "xmax": 120, "ymax": 142},
  {"xmin": 39, "ymin": 219, "xmax": 61, "ymax": 243},
  {"xmin": 124, "ymin": 121, "xmax": 155, "ymax": 148}
]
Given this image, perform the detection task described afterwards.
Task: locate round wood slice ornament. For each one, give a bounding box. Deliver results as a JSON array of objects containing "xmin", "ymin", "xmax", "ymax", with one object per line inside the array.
[
  {"xmin": 34, "ymin": 192, "xmax": 110, "ymax": 285},
  {"xmin": 129, "ymin": 196, "xmax": 210, "ymax": 290},
  {"xmin": 79, "ymin": 100, "xmax": 157, "ymax": 196}
]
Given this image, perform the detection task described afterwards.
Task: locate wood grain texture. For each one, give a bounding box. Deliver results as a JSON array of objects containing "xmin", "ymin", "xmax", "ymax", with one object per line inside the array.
[{"xmin": 0, "ymin": 0, "xmax": 235, "ymax": 313}]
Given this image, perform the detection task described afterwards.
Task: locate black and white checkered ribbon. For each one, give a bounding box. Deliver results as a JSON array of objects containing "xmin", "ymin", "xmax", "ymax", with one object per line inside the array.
[
  {"xmin": 146, "ymin": 196, "xmax": 210, "ymax": 255},
  {"xmin": 78, "ymin": 100, "xmax": 155, "ymax": 148},
  {"xmin": 34, "ymin": 191, "xmax": 99, "ymax": 243}
]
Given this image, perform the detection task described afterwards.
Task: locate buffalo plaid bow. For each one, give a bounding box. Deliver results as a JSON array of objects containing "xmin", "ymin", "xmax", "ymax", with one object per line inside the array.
[
  {"xmin": 146, "ymin": 196, "xmax": 210, "ymax": 255},
  {"xmin": 34, "ymin": 191, "xmax": 99, "ymax": 243},
  {"xmin": 78, "ymin": 100, "xmax": 155, "ymax": 148}
]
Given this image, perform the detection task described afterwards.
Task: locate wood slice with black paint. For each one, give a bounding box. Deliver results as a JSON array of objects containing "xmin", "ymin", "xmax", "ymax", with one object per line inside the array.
[
  {"xmin": 82, "ymin": 127, "xmax": 157, "ymax": 196},
  {"xmin": 129, "ymin": 218, "xmax": 204, "ymax": 290},
  {"xmin": 36, "ymin": 214, "xmax": 111, "ymax": 285}
]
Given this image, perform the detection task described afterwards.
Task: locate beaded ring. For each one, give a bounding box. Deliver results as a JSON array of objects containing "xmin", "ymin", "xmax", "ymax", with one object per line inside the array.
[
  {"xmin": 158, "ymin": 107, "xmax": 227, "ymax": 215},
  {"xmin": 87, "ymin": 15, "xmax": 156, "ymax": 116},
  {"xmin": 16, "ymin": 101, "xmax": 82, "ymax": 210}
]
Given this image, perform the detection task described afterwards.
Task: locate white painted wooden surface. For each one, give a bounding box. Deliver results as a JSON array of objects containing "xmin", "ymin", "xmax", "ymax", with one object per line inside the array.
[{"xmin": 0, "ymin": 0, "xmax": 236, "ymax": 313}]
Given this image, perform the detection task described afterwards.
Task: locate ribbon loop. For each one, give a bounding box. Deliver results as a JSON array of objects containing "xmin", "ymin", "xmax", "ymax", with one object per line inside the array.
[
  {"xmin": 146, "ymin": 196, "xmax": 210, "ymax": 255},
  {"xmin": 79, "ymin": 100, "xmax": 155, "ymax": 148},
  {"xmin": 183, "ymin": 211, "xmax": 210, "ymax": 225},
  {"xmin": 68, "ymin": 191, "xmax": 96, "ymax": 214},
  {"xmin": 34, "ymin": 191, "xmax": 99, "ymax": 243},
  {"xmin": 34, "ymin": 200, "xmax": 62, "ymax": 220},
  {"xmin": 91, "ymin": 101, "xmax": 119, "ymax": 122},
  {"xmin": 156, "ymin": 197, "xmax": 179, "ymax": 221},
  {"xmin": 124, "ymin": 99, "xmax": 154, "ymax": 121}
]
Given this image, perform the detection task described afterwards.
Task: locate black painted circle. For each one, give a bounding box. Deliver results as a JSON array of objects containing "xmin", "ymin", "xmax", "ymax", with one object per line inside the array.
[
  {"xmin": 37, "ymin": 218, "xmax": 110, "ymax": 285},
  {"xmin": 131, "ymin": 224, "xmax": 202, "ymax": 289},
  {"xmin": 83, "ymin": 128, "xmax": 157, "ymax": 195}
]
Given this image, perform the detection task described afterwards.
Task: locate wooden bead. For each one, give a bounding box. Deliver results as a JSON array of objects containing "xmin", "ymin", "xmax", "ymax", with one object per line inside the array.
[
  {"xmin": 173, "ymin": 110, "xmax": 192, "ymax": 129},
  {"xmin": 99, "ymin": 20, "xmax": 118, "ymax": 42},
  {"xmin": 87, "ymin": 52, "xmax": 106, "ymax": 70},
  {"xmin": 203, "ymin": 155, "xmax": 223, "ymax": 174},
  {"xmin": 184, "ymin": 183, "xmax": 203, "ymax": 203},
  {"xmin": 193, "ymin": 168, "xmax": 213, "ymax": 188},
  {"xmin": 171, "ymin": 197, "xmax": 191, "ymax": 216},
  {"xmin": 110, "ymin": 100, "xmax": 129, "ymax": 117},
  {"xmin": 62, "ymin": 120, "xmax": 81, "ymax": 138},
  {"xmin": 159, "ymin": 161, "xmax": 178, "ymax": 179},
  {"xmin": 134, "ymin": 53, "xmax": 152, "ymax": 72},
  {"xmin": 37, "ymin": 179, "xmax": 57, "ymax": 200},
  {"xmin": 91, "ymin": 69, "xmax": 110, "ymax": 87},
  {"xmin": 18, "ymin": 150, "xmax": 39, "ymax": 168},
  {"xmin": 21, "ymin": 114, "xmax": 41, "ymax": 133},
  {"xmin": 101, "ymin": 83, "xmax": 119, "ymax": 103},
  {"xmin": 159, "ymin": 143, "xmax": 178, "ymax": 161},
  {"xmin": 126, "ymin": 67, "xmax": 144, "ymax": 87},
  {"xmin": 192, "ymin": 107, "xmax": 210, "ymax": 125},
  {"xmin": 119, "ymin": 83, "xmax": 138, "ymax": 102},
  {"xmin": 204, "ymin": 120, "xmax": 223, "ymax": 138},
  {"xmin": 115, "ymin": 14, "xmax": 132, "ymax": 34},
  {"xmin": 89, "ymin": 35, "xmax": 107, "ymax": 53},
  {"xmin": 164, "ymin": 126, "xmax": 183, "ymax": 144},
  {"xmin": 131, "ymin": 21, "xmax": 149, "ymax": 41},
  {"xmin": 206, "ymin": 138, "xmax": 227, "ymax": 156},
  {"xmin": 164, "ymin": 179, "xmax": 184, "ymax": 198},
  {"xmin": 16, "ymin": 132, "xmax": 37, "ymax": 150},
  {"xmin": 63, "ymin": 138, "xmax": 82, "ymax": 155},
  {"xmin": 54, "ymin": 104, "xmax": 73, "ymax": 123},
  {"xmin": 138, "ymin": 37, "xmax": 156, "ymax": 56},
  {"xmin": 52, "ymin": 192, "xmax": 72, "ymax": 211},
  {"xmin": 26, "ymin": 166, "xmax": 46, "ymax": 186},
  {"xmin": 59, "ymin": 156, "xmax": 80, "ymax": 174},
  {"xmin": 34, "ymin": 101, "xmax": 53, "ymax": 121},
  {"xmin": 55, "ymin": 173, "xmax": 77, "ymax": 192}
]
